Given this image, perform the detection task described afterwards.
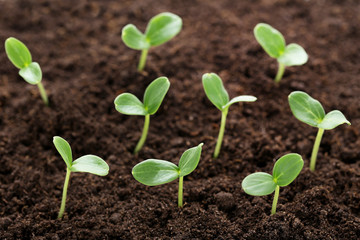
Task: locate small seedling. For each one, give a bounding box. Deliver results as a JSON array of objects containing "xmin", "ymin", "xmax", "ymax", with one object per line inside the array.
[
  {"xmin": 202, "ymin": 73, "xmax": 257, "ymax": 158},
  {"xmin": 242, "ymin": 153, "xmax": 303, "ymax": 215},
  {"xmin": 114, "ymin": 77, "xmax": 170, "ymax": 154},
  {"xmin": 122, "ymin": 12, "xmax": 182, "ymax": 71},
  {"xmin": 132, "ymin": 143, "xmax": 203, "ymax": 207},
  {"xmin": 254, "ymin": 23, "xmax": 308, "ymax": 83},
  {"xmin": 53, "ymin": 136, "xmax": 109, "ymax": 219},
  {"xmin": 288, "ymin": 91, "xmax": 351, "ymax": 171},
  {"xmin": 5, "ymin": 37, "xmax": 49, "ymax": 105}
]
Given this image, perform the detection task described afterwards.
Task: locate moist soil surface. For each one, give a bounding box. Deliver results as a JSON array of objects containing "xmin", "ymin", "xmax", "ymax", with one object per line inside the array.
[{"xmin": 0, "ymin": 0, "xmax": 359, "ymax": 239}]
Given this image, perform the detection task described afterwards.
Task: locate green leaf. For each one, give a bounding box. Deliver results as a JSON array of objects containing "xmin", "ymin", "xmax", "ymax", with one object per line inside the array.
[
  {"xmin": 178, "ymin": 143, "xmax": 203, "ymax": 177},
  {"xmin": 5, "ymin": 37, "xmax": 32, "ymax": 69},
  {"xmin": 318, "ymin": 110, "xmax": 351, "ymax": 130},
  {"xmin": 145, "ymin": 12, "xmax": 182, "ymax": 47},
  {"xmin": 18, "ymin": 62, "xmax": 42, "ymax": 85},
  {"xmin": 278, "ymin": 43, "xmax": 308, "ymax": 66},
  {"xmin": 132, "ymin": 159, "xmax": 179, "ymax": 186},
  {"xmin": 114, "ymin": 93, "xmax": 147, "ymax": 115},
  {"xmin": 121, "ymin": 24, "xmax": 150, "ymax": 50},
  {"xmin": 223, "ymin": 95, "xmax": 257, "ymax": 110},
  {"xmin": 71, "ymin": 155, "xmax": 109, "ymax": 176},
  {"xmin": 202, "ymin": 73, "xmax": 229, "ymax": 111},
  {"xmin": 242, "ymin": 172, "xmax": 277, "ymax": 196},
  {"xmin": 53, "ymin": 136, "xmax": 72, "ymax": 169},
  {"xmin": 273, "ymin": 153, "xmax": 303, "ymax": 187},
  {"xmin": 143, "ymin": 77, "xmax": 170, "ymax": 115},
  {"xmin": 254, "ymin": 23, "xmax": 286, "ymax": 58},
  {"xmin": 288, "ymin": 91, "xmax": 325, "ymax": 128}
]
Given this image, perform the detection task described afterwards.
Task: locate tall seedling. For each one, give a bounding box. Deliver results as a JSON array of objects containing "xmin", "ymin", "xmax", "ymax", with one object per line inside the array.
[
  {"xmin": 122, "ymin": 12, "xmax": 182, "ymax": 71},
  {"xmin": 202, "ymin": 73, "xmax": 257, "ymax": 158},
  {"xmin": 5, "ymin": 37, "xmax": 49, "ymax": 105},
  {"xmin": 114, "ymin": 77, "xmax": 170, "ymax": 153},
  {"xmin": 53, "ymin": 136, "xmax": 109, "ymax": 219},
  {"xmin": 288, "ymin": 91, "xmax": 350, "ymax": 171}
]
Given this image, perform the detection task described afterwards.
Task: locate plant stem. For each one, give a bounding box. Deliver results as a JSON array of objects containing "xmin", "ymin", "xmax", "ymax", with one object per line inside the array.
[
  {"xmin": 137, "ymin": 49, "xmax": 149, "ymax": 71},
  {"xmin": 134, "ymin": 114, "xmax": 150, "ymax": 154},
  {"xmin": 310, "ymin": 128, "xmax": 325, "ymax": 171},
  {"xmin": 213, "ymin": 109, "xmax": 228, "ymax": 158},
  {"xmin": 271, "ymin": 185, "xmax": 280, "ymax": 215},
  {"xmin": 58, "ymin": 168, "xmax": 71, "ymax": 219},
  {"xmin": 178, "ymin": 176, "xmax": 183, "ymax": 207},
  {"xmin": 37, "ymin": 82, "xmax": 49, "ymax": 106},
  {"xmin": 274, "ymin": 62, "xmax": 286, "ymax": 83}
]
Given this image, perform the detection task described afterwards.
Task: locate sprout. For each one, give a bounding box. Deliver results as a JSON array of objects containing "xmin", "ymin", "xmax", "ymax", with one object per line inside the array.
[
  {"xmin": 242, "ymin": 153, "xmax": 303, "ymax": 215},
  {"xmin": 53, "ymin": 136, "xmax": 109, "ymax": 219},
  {"xmin": 5, "ymin": 37, "xmax": 49, "ymax": 105},
  {"xmin": 114, "ymin": 77, "xmax": 170, "ymax": 154},
  {"xmin": 288, "ymin": 91, "xmax": 351, "ymax": 171},
  {"xmin": 202, "ymin": 73, "xmax": 257, "ymax": 158},
  {"xmin": 132, "ymin": 143, "xmax": 203, "ymax": 207},
  {"xmin": 254, "ymin": 23, "xmax": 308, "ymax": 83},
  {"xmin": 122, "ymin": 12, "xmax": 182, "ymax": 71}
]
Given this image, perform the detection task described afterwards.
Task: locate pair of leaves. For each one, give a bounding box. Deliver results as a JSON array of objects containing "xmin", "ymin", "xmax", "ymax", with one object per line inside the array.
[
  {"xmin": 114, "ymin": 77, "xmax": 170, "ymax": 116},
  {"xmin": 254, "ymin": 23, "xmax": 308, "ymax": 66},
  {"xmin": 242, "ymin": 153, "xmax": 304, "ymax": 196},
  {"xmin": 5, "ymin": 37, "xmax": 42, "ymax": 85},
  {"xmin": 202, "ymin": 73, "xmax": 257, "ymax": 111},
  {"xmin": 53, "ymin": 136, "xmax": 109, "ymax": 176},
  {"xmin": 122, "ymin": 12, "xmax": 182, "ymax": 50},
  {"xmin": 132, "ymin": 143, "xmax": 203, "ymax": 186},
  {"xmin": 288, "ymin": 91, "xmax": 351, "ymax": 130}
]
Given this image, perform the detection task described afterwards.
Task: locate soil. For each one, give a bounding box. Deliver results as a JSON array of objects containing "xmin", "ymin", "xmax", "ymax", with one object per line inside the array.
[{"xmin": 0, "ymin": 0, "xmax": 359, "ymax": 239}]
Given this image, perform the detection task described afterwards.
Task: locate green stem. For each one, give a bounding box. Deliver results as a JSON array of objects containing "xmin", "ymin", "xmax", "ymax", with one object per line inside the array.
[
  {"xmin": 134, "ymin": 114, "xmax": 150, "ymax": 154},
  {"xmin": 178, "ymin": 176, "xmax": 183, "ymax": 207},
  {"xmin": 274, "ymin": 62, "xmax": 286, "ymax": 83},
  {"xmin": 310, "ymin": 128, "xmax": 325, "ymax": 171},
  {"xmin": 137, "ymin": 49, "xmax": 149, "ymax": 71},
  {"xmin": 271, "ymin": 185, "xmax": 280, "ymax": 215},
  {"xmin": 213, "ymin": 109, "xmax": 228, "ymax": 158},
  {"xmin": 37, "ymin": 82, "xmax": 49, "ymax": 106},
  {"xmin": 58, "ymin": 168, "xmax": 71, "ymax": 219}
]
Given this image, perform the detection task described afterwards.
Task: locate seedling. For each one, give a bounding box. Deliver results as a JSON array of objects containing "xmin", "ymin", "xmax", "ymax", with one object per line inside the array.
[
  {"xmin": 242, "ymin": 153, "xmax": 303, "ymax": 215},
  {"xmin": 254, "ymin": 23, "xmax": 308, "ymax": 83},
  {"xmin": 132, "ymin": 143, "xmax": 203, "ymax": 207},
  {"xmin": 288, "ymin": 91, "xmax": 351, "ymax": 171},
  {"xmin": 5, "ymin": 37, "xmax": 49, "ymax": 105},
  {"xmin": 122, "ymin": 12, "xmax": 182, "ymax": 71},
  {"xmin": 114, "ymin": 77, "xmax": 170, "ymax": 154},
  {"xmin": 202, "ymin": 73, "xmax": 257, "ymax": 158},
  {"xmin": 53, "ymin": 136, "xmax": 109, "ymax": 219}
]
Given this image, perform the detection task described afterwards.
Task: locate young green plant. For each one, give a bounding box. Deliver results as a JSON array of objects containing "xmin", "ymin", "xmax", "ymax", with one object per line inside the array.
[
  {"xmin": 132, "ymin": 143, "xmax": 203, "ymax": 207},
  {"xmin": 202, "ymin": 73, "xmax": 257, "ymax": 158},
  {"xmin": 114, "ymin": 77, "xmax": 170, "ymax": 154},
  {"xmin": 122, "ymin": 12, "xmax": 182, "ymax": 71},
  {"xmin": 5, "ymin": 37, "xmax": 49, "ymax": 105},
  {"xmin": 288, "ymin": 91, "xmax": 351, "ymax": 171},
  {"xmin": 242, "ymin": 153, "xmax": 303, "ymax": 215},
  {"xmin": 53, "ymin": 136, "xmax": 109, "ymax": 219},
  {"xmin": 254, "ymin": 23, "xmax": 308, "ymax": 83}
]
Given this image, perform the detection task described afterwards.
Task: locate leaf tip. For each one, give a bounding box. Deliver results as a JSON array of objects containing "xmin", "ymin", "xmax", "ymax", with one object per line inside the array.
[
  {"xmin": 202, "ymin": 73, "xmax": 212, "ymax": 81},
  {"xmin": 5, "ymin": 37, "xmax": 12, "ymax": 45},
  {"xmin": 160, "ymin": 76, "xmax": 170, "ymax": 85}
]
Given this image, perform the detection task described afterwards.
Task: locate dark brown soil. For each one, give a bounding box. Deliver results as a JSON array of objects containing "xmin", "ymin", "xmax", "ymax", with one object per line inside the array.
[{"xmin": 0, "ymin": 0, "xmax": 359, "ymax": 239}]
